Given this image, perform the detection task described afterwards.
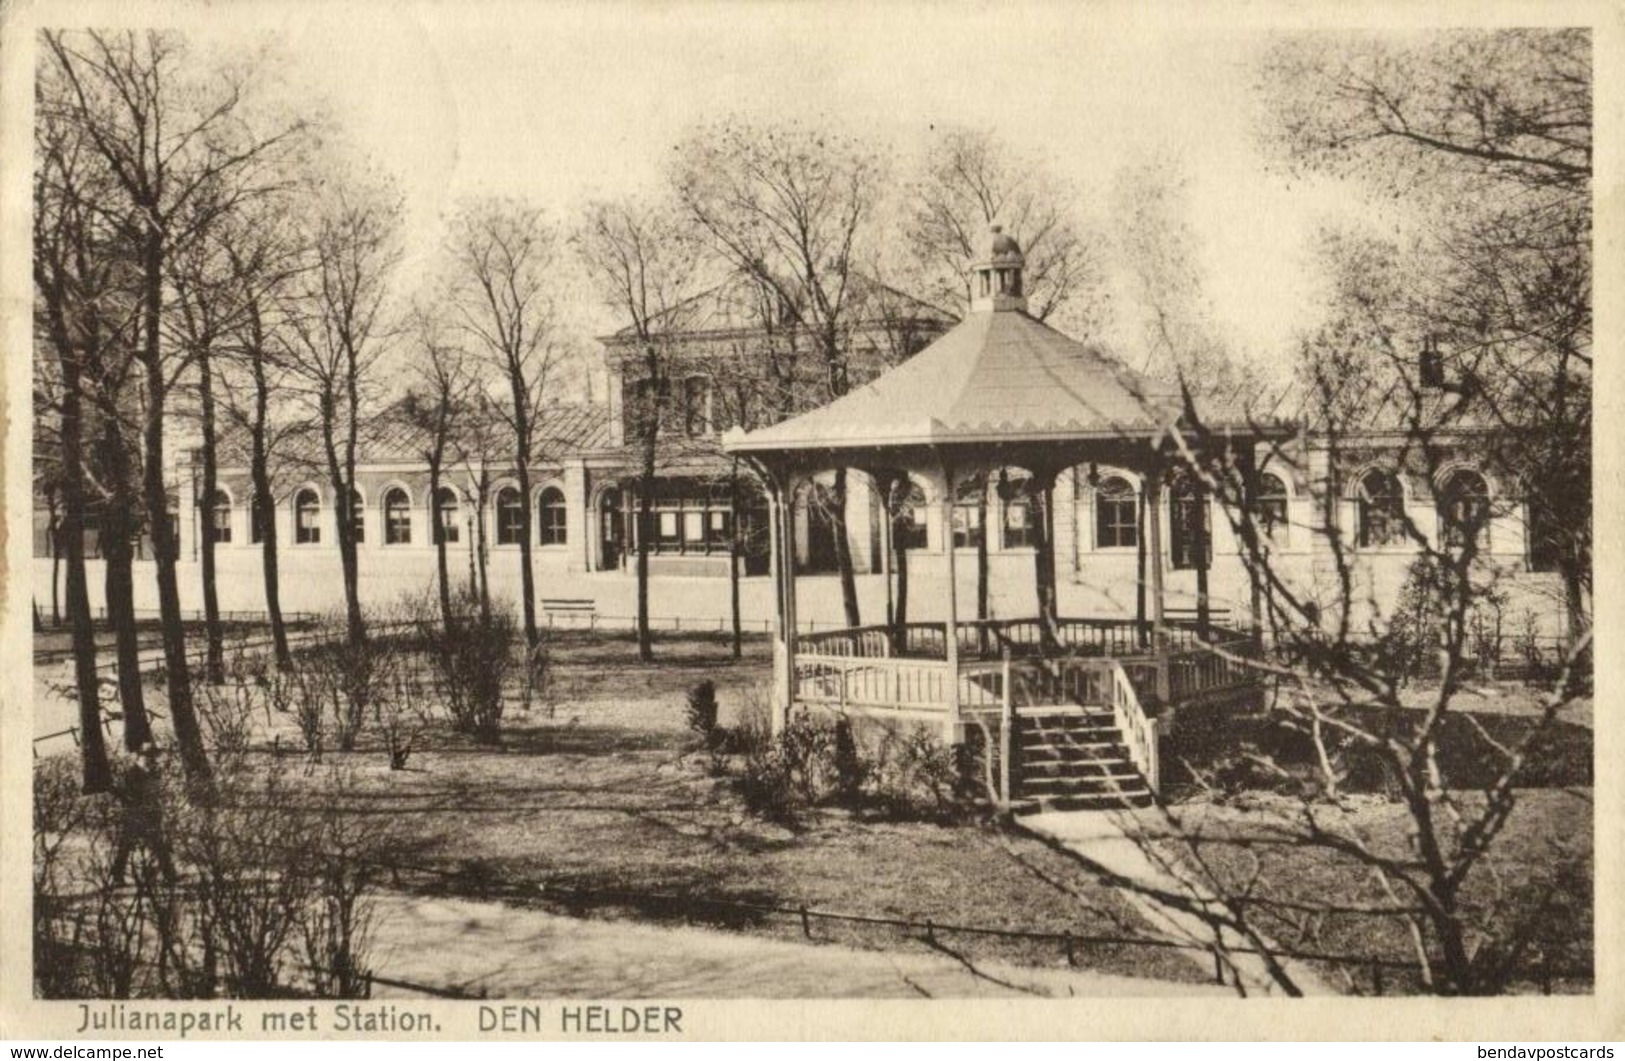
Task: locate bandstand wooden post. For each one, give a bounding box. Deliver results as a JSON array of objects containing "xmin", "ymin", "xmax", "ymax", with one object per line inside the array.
[
  {"xmin": 939, "ymin": 461, "xmax": 962, "ymax": 744},
  {"xmin": 1146, "ymin": 459, "xmax": 1170, "ymax": 704}
]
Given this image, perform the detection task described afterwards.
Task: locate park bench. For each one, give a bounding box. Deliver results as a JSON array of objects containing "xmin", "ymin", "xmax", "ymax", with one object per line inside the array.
[
  {"xmin": 541, "ymin": 598, "xmax": 598, "ymax": 627},
  {"xmin": 1164, "ymin": 604, "xmax": 1233, "ymax": 629}
]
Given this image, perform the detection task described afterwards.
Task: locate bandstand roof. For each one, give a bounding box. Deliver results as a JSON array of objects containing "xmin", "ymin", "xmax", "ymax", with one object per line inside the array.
[
  {"xmin": 723, "ymin": 226, "xmax": 1289, "ymax": 467},
  {"xmin": 722, "ymin": 302, "xmax": 1186, "ymax": 455}
]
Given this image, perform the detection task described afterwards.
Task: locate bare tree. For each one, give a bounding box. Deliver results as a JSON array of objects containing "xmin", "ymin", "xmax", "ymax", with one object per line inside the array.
[
  {"xmin": 169, "ymin": 220, "xmax": 241, "ymax": 685},
  {"xmin": 42, "ymin": 29, "xmax": 304, "ymax": 787},
  {"xmin": 284, "ymin": 175, "xmax": 402, "ymax": 647},
  {"xmin": 1260, "ymin": 27, "xmax": 1591, "ymax": 645},
  {"xmin": 1034, "ymin": 29, "xmax": 1596, "ymax": 997},
  {"xmin": 218, "ymin": 207, "xmax": 308, "ymax": 669},
  {"xmin": 402, "ymin": 304, "xmax": 474, "ymax": 634},
  {"xmin": 577, "ymin": 198, "xmax": 702, "ymax": 661},
  {"xmin": 445, "ymin": 199, "xmax": 562, "ymax": 649},
  {"xmin": 674, "ymin": 118, "xmax": 888, "ymax": 629},
  {"xmin": 905, "ymin": 126, "xmax": 1102, "ymax": 333},
  {"xmin": 32, "ymin": 103, "xmax": 120, "ymax": 789}
]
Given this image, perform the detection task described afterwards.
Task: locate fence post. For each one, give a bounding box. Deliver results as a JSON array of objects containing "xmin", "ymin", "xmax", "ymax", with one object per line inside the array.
[
  {"xmin": 800, "ymin": 905, "xmax": 812, "ymax": 939},
  {"xmin": 1373, "ymin": 962, "xmax": 1385, "ymax": 996},
  {"xmin": 1213, "ymin": 945, "xmax": 1224, "ymax": 984},
  {"xmin": 1062, "ymin": 930, "xmax": 1076, "ymax": 967}
]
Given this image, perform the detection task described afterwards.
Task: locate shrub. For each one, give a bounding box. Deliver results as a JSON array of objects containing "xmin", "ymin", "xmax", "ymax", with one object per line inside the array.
[
  {"xmin": 870, "ymin": 723, "xmax": 968, "ymax": 818},
  {"xmin": 832, "ymin": 717, "xmax": 867, "ymax": 801},
  {"xmin": 434, "ymin": 590, "xmax": 517, "ymax": 743},
  {"xmin": 32, "ymin": 750, "xmax": 389, "ymax": 1001},
  {"xmin": 728, "ymin": 708, "xmax": 973, "ymax": 823},
  {"xmin": 685, "ymin": 680, "xmax": 720, "ymax": 746}
]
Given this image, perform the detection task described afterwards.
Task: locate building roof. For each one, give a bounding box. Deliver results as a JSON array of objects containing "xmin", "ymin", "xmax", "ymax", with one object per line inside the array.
[
  {"xmin": 216, "ymin": 399, "xmax": 615, "ymax": 471},
  {"xmin": 601, "ymin": 271, "xmax": 957, "ymax": 346},
  {"xmin": 723, "ymin": 308, "xmax": 1195, "ymax": 453}
]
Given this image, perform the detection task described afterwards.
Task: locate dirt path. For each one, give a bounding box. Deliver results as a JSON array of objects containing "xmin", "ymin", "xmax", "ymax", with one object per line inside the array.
[{"xmin": 364, "ymin": 890, "xmax": 1229, "ymax": 999}]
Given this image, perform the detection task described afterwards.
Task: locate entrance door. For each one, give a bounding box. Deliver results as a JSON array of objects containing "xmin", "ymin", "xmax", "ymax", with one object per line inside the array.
[{"xmin": 599, "ymin": 489, "xmax": 623, "ymax": 570}]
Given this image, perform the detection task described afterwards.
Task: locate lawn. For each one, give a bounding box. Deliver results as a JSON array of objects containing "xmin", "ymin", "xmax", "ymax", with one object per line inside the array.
[
  {"xmin": 1146, "ymin": 788, "xmax": 1593, "ymax": 995},
  {"xmin": 38, "ymin": 626, "xmax": 1591, "ymax": 996},
  {"xmin": 270, "ymin": 629, "xmax": 1209, "ymax": 987}
]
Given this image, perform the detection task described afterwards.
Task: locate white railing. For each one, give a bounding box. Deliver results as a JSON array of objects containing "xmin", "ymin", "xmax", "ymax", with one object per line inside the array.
[
  {"xmin": 1111, "ymin": 662, "xmax": 1159, "ymax": 793},
  {"xmin": 793, "ymin": 656, "xmax": 952, "ymax": 713}
]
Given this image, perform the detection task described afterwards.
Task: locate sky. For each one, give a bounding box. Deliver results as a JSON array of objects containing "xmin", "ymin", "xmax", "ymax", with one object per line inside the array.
[{"xmin": 84, "ymin": 3, "xmax": 1394, "ymax": 385}]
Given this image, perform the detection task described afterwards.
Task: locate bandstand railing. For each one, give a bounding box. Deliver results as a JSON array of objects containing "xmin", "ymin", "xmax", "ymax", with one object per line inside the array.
[{"xmin": 791, "ymin": 617, "xmax": 1257, "ymax": 797}]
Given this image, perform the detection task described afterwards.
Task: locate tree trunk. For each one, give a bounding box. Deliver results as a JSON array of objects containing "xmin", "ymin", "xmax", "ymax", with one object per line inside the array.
[
  {"xmin": 832, "ymin": 467, "xmax": 861, "ymax": 628},
  {"xmin": 474, "ymin": 473, "xmax": 492, "ymax": 621},
  {"xmin": 1032, "ymin": 473, "xmax": 1059, "ymax": 652},
  {"xmin": 635, "ymin": 473, "xmax": 655, "ymax": 662},
  {"xmin": 248, "ymin": 317, "xmax": 292, "ymax": 668},
  {"xmin": 883, "ymin": 474, "xmax": 912, "ymax": 654},
  {"xmin": 98, "ymin": 413, "xmax": 153, "ymax": 750},
  {"xmin": 60, "ymin": 357, "xmax": 113, "ymax": 793},
  {"xmin": 48, "ymin": 501, "xmax": 62, "ymax": 626},
  {"xmin": 729, "ymin": 459, "xmax": 742, "ymax": 660},
  {"xmin": 140, "ymin": 232, "xmax": 209, "ymax": 787},
  {"xmin": 197, "ymin": 345, "xmax": 224, "ymax": 684},
  {"xmin": 516, "ymin": 460, "xmax": 538, "ymax": 648},
  {"xmin": 250, "ymin": 453, "xmax": 291, "ymax": 668},
  {"xmin": 430, "ymin": 460, "xmax": 453, "ymax": 636}
]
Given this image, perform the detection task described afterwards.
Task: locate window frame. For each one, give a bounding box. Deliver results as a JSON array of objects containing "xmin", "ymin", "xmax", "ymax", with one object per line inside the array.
[
  {"xmin": 383, "ymin": 487, "xmax": 412, "ymax": 546},
  {"xmin": 1094, "ymin": 475, "xmax": 1139, "ymax": 550},
  {"xmin": 1000, "ymin": 476, "xmax": 1035, "ymax": 550},
  {"xmin": 1438, "ymin": 469, "xmax": 1491, "ymax": 552},
  {"xmin": 1356, "ymin": 469, "xmax": 1408, "ymax": 549},
  {"xmin": 434, "ymin": 487, "xmax": 462, "ymax": 545},
  {"xmin": 1255, "ymin": 471, "xmax": 1289, "ymax": 544},
  {"xmin": 207, "ymin": 490, "xmax": 233, "ymax": 545},
  {"xmin": 1169, "ymin": 474, "xmax": 1211, "ymax": 571},
  {"xmin": 538, "ymin": 486, "xmax": 568, "ymax": 546},
  {"xmin": 294, "ymin": 488, "xmax": 322, "ymax": 546},
  {"xmin": 495, "ymin": 487, "xmax": 524, "ymax": 546}
]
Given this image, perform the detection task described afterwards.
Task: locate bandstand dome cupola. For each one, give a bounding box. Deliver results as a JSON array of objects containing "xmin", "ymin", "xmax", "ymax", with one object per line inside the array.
[{"xmin": 974, "ymin": 224, "xmax": 1027, "ymax": 313}]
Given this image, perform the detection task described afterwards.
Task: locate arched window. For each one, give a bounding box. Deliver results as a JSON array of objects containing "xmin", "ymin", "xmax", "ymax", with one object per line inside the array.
[
  {"xmin": 1257, "ymin": 472, "xmax": 1289, "ymax": 540},
  {"xmin": 1357, "ymin": 469, "xmax": 1406, "ymax": 548},
  {"xmin": 250, "ymin": 493, "xmax": 269, "ymax": 545},
  {"xmin": 208, "ymin": 490, "xmax": 232, "ymax": 544},
  {"xmin": 999, "ymin": 471, "xmax": 1034, "ymax": 549},
  {"xmin": 384, "ymin": 488, "xmax": 412, "ymax": 545},
  {"xmin": 538, "ymin": 487, "xmax": 568, "ymax": 546},
  {"xmin": 1439, "ymin": 469, "xmax": 1490, "ymax": 550},
  {"xmin": 435, "ymin": 487, "xmax": 461, "ymax": 545},
  {"xmin": 682, "ymin": 376, "xmax": 712, "ymax": 437},
  {"xmin": 295, "ymin": 488, "xmax": 321, "ymax": 545},
  {"xmin": 890, "ymin": 480, "xmax": 928, "ymax": 551},
  {"xmin": 951, "ymin": 475, "xmax": 985, "ymax": 549},
  {"xmin": 799, "ymin": 482, "xmax": 841, "ymax": 573},
  {"xmin": 347, "ymin": 489, "xmax": 366, "ymax": 544},
  {"xmin": 1094, "ymin": 476, "xmax": 1138, "ymax": 549},
  {"xmin": 496, "ymin": 487, "xmax": 523, "ymax": 545},
  {"xmin": 1169, "ymin": 473, "xmax": 1210, "ymax": 570}
]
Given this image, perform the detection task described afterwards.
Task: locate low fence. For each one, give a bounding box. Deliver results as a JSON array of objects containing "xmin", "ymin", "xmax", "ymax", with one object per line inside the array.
[{"xmin": 36, "ymin": 838, "xmax": 1589, "ymax": 998}]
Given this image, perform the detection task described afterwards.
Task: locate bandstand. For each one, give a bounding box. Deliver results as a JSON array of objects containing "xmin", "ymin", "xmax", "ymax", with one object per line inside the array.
[{"xmin": 723, "ymin": 228, "xmax": 1281, "ymax": 809}]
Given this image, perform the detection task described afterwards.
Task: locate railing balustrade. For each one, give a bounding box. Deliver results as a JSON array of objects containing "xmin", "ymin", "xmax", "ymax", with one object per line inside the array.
[
  {"xmin": 1111, "ymin": 664, "xmax": 1160, "ymax": 792},
  {"xmin": 792, "ymin": 617, "xmax": 1257, "ymax": 793}
]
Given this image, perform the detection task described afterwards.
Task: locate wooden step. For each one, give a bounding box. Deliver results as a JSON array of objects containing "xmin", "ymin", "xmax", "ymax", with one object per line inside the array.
[
  {"xmin": 1013, "ymin": 790, "xmax": 1155, "ymax": 814},
  {"xmin": 1021, "ymin": 757, "xmax": 1141, "ymax": 778},
  {"xmin": 1021, "ymin": 773, "xmax": 1148, "ymax": 795},
  {"xmin": 1020, "ymin": 741, "xmax": 1127, "ymax": 761}
]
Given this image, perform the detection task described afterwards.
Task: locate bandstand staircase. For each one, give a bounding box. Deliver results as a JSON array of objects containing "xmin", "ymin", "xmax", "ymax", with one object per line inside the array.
[{"xmin": 1010, "ymin": 707, "xmax": 1155, "ymax": 813}]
